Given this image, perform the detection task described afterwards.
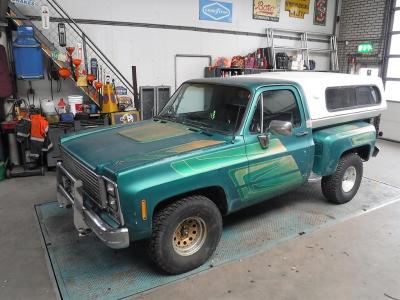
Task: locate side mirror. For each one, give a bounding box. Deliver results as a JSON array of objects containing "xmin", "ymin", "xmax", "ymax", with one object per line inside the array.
[{"xmin": 269, "ymin": 120, "xmax": 293, "ymax": 136}]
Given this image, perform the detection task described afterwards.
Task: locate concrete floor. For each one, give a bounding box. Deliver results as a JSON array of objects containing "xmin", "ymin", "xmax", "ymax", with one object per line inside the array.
[{"xmin": 0, "ymin": 139, "xmax": 399, "ymax": 300}]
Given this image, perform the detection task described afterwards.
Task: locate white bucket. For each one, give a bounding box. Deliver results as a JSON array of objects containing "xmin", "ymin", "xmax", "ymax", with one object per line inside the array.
[
  {"xmin": 68, "ymin": 95, "xmax": 83, "ymax": 115},
  {"xmin": 40, "ymin": 99, "xmax": 56, "ymax": 114}
]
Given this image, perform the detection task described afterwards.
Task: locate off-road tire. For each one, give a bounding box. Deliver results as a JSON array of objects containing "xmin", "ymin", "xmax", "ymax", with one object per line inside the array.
[
  {"xmin": 148, "ymin": 195, "xmax": 222, "ymax": 274},
  {"xmin": 321, "ymin": 153, "xmax": 363, "ymax": 204}
]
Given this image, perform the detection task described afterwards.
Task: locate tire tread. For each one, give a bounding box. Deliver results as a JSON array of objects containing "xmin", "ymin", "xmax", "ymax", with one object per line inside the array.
[
  {"xmin": 148, "ymin": 195, "xmax": 221, "ymax": 274},
  {"xmin": 321, "ymin": 153, "xmax": 363, "ymax": 204}
]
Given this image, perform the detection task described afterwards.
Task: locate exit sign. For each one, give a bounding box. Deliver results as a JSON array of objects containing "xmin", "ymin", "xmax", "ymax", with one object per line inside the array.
[{"xmin": 358, "ymin": 43, "xmax": 373, "ymax": 54}]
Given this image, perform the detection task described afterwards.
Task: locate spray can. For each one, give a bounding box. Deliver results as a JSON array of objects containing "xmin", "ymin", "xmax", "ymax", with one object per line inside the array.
[{"xmin": 90, "ymin": 58, "xmax": 98, "ymax": 78}]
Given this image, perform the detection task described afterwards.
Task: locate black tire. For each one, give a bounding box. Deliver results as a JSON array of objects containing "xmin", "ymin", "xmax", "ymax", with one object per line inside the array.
[
  {"xmin": 148, "ymin": 195, "xmax": 222, "ymax": 274},
  {"xmin": 321, "ymin": 153, "xmax": 363, "ymax": 204}
]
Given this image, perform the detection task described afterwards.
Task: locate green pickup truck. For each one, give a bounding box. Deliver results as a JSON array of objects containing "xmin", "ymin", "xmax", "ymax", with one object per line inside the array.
[{"xmin": 57, "ymin": 72, "xmax": 386, "ymax": 274}]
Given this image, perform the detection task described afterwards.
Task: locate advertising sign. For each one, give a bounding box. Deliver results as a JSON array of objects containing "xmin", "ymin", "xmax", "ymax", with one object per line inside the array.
[
  {"xmin": 11, "ymin": 0, "xmax": 36, "ymax": 6},
  {"xmin": 199, "ymin": 0, "xmax": 232, "ymax": 23},
  {"xmin": 285, "ymin": 0, "xmax": 310, "ymax": 19},
  {"xmin": 314, "ymin": 0, "xmax": 328, "ymax": 26},
  {"xmin": 253, "ymin": 0, "xmax": 281, "ymax": 22}
]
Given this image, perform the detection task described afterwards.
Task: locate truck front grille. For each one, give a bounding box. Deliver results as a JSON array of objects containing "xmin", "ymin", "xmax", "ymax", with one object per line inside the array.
[{"xmin": 60, "ymin": 148, "xmax": 103, "ymax": 206}]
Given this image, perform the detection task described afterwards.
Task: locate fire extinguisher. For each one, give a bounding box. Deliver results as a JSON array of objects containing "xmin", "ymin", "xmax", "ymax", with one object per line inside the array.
[{"xmin": 347, "ymin": 55, "xmax": 357, "ymax": 74}]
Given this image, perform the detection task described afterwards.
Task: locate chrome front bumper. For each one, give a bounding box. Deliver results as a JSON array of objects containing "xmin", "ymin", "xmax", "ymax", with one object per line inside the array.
[{"xmin": 56, "ymin": 162, "xmax": 129, "ymax": 249}]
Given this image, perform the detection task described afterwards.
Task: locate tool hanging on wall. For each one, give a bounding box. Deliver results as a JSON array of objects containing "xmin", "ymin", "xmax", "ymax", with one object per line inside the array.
[
  {"xmin": 41, "ymin": 6, "xmax": 50, "ymax": 30},
  {"xmin": 47, "ymin": 59, "xmax": 61, "ymax": 101},
  {"xmin": 58, "ymin": 23, "xmax": 66, "ymax": 47}
]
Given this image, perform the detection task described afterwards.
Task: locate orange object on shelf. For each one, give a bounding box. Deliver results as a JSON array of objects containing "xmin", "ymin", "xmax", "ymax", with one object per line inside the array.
[
  {"xmin": 58, "ymin": 67, "xmax": 71, "ymax": 79},
  {"xmin": 93, "ymin": 81, "xmax": 103, "ymax": 102},
  {"xmin": 101, "ymin": 82, "xmax": 118, "ymax": 113},
  {"xmin": 87, "ymin": 74, "xmax": 96, "ymax": 84},
  {"xmin": 66, "ymin": 47, "xmax": 74, "ymax": 56},
  {"xmin": 72, "ymin": 58, "xmax": 81, "ymax": 79}
]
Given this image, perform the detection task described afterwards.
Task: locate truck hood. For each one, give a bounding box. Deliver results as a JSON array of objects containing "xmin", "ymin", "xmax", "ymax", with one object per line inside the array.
[{"xmin": 60, "ymin": 120, "xmax": 228, "ymax": 175}]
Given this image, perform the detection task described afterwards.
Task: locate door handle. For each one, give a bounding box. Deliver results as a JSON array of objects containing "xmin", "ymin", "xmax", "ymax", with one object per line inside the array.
[{"xmin": 295, "ymin": 131, "xmax": 309, "ymax": 137}]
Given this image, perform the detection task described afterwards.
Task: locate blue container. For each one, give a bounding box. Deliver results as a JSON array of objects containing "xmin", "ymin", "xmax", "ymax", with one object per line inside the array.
[{"xmin": 13, "ymin": 26, "xmax": 44, "ymax": 80}]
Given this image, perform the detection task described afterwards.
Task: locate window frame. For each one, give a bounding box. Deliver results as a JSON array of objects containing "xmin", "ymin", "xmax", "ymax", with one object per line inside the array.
[
  {"xmin": 382, "ymin": 0, "xmax": 400, "ymax": 102},
  {"xmin": 248, "ymin": 87, "xmax": 303, "ymax": 135},
  {"xmin": 325, "ymin": 85, "xmax": 382, "ymax": 112}
]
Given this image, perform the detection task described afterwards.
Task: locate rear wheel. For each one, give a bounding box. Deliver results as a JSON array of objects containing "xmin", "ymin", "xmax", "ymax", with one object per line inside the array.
[
  {"xmin": 321, "ymin": 153, "xmax": 363, "ymax": 204},
  {"xmin": 148, "ymin": 195, "xmax": 222, "ymax": 274}
]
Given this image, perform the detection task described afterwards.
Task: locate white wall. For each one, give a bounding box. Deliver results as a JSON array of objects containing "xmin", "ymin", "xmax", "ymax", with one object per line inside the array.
[{"xmin": 14, "ymin": 0, "xmax": 337, "ymax": 101}]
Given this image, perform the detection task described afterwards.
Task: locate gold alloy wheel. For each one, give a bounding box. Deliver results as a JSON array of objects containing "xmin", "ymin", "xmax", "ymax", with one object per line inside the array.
[{"xmin": 172, "ymin": 216, "xmax": 207, "ymax": 256}]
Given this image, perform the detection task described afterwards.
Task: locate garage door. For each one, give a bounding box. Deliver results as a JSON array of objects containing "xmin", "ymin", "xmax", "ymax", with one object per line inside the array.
[{"xmin": 383, "ymin": 0, "xmax": 400, "ymax": 142}]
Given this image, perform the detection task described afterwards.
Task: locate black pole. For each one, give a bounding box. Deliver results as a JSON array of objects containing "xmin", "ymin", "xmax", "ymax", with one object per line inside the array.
[{"xmin": 131, "ymin": 66, "xmax": 139, "ymax": 110}]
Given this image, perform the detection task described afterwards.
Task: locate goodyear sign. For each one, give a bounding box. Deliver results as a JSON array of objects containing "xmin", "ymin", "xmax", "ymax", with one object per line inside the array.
[
  {"xmin": 199, "ymin": 0, "xmax": 232, "ymax": 23},
  {"xmin": 11, "ymin": 0, "xmax": 35, "ymax": 6}
]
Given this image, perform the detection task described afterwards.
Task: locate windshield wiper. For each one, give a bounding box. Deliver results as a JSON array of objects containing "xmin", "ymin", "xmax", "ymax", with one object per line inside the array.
[
  {"xmin": 156, "ymin": 114, "xmax": 176, "ymax": 121},
  {"xmin": 180, "ymin": 119, "xmax": 214, "ymax": 135}
]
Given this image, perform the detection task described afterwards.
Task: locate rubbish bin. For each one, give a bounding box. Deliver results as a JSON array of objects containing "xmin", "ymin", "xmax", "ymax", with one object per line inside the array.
[{"xmin": 12, "ymin": 26, "xmax": 44, "ymax": 80}]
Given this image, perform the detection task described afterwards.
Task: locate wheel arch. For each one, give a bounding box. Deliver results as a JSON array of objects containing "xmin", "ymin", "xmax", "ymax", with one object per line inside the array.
[
  {"xmin": 153, "ymin": 186, "xmax": 229, "ymax": 218},
  {"xmin": 341, "ymin": 144, "xmax": 372, "ymax": 161}
]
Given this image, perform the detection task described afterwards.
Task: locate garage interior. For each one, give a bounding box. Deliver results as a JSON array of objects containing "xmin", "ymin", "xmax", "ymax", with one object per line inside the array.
[{"xmin": 0, "ymin": 0, "xmax": 399, "ymax": 300}]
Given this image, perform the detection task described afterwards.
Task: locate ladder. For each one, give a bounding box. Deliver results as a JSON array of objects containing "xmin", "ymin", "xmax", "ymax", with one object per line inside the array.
[{"xmin": 7, "ymin": 0, "xmax": 135, "ymax": 107}]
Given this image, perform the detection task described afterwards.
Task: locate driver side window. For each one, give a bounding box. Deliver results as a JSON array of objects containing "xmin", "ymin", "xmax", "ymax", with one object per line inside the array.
[{"xmin": 249, "ymin": 89, "xmax": 302, "ymax": 134}]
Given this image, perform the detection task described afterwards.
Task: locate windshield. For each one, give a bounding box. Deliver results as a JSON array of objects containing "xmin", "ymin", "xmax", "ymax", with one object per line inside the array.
[{"xmin": 158, "ymin": 83, "xmax": 251, "ymax": 134}]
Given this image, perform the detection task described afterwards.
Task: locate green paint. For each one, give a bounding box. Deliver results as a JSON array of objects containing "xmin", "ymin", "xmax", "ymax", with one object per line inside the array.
[
  {"xmin": 313, "ymin": 121, "xmax": 376, "ymax": 176},
  {"xmin": 171, "ymin": 145, "xmax": 247, "ymax": 176},
  {"xmin": 230, "ymin": 155, "xmax": 303, "ymax": 201},
  {"xmin": 352, "ymin": 131, "xmax": 376, "ymax": 146}
]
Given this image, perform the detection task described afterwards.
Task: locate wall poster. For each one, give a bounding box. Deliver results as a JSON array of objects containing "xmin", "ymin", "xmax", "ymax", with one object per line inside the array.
[
  {"xmin": 253, "ymin": 0, "xmax": 281, "ymax": 22},
  {"xmin": 284, "ymin": 0, "xmax": 310, "ymax": 19},
  {"xmin": 314, "ymin": 0, "xmax": 328, "ymax": 26},
  {"xmin": 199, "ymin": 0, "xmax": 233, "ymax": 23}
]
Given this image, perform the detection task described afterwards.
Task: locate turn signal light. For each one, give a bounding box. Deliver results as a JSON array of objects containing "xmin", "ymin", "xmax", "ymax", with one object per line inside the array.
[{"xmin": 141, "ymin": 199, "xmax": 148, "ymax": 221}]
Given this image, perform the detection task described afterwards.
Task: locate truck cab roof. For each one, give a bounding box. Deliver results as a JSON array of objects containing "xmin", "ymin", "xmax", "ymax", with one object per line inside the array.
[{"xmin": 189, "ymin": 72, "xmax": 387, "ymax": 129}]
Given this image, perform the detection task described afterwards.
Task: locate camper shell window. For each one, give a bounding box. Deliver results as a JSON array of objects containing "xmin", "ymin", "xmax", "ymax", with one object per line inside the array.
[{"xmin": 325, "ymin": 85, "xmax": 381, "ymax": 111}]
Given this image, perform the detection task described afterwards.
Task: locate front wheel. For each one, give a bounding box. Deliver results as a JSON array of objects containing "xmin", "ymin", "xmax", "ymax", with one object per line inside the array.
[
  {"xmin": 321, "ymin": 153, "xmax": 363, "ymax": 204},
  {"xmin": 148, "ymin": 195, "xmax": 222, "ymax": 274}
]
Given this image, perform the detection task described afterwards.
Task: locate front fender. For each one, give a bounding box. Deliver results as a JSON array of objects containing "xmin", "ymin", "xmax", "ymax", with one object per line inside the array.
[
  {"xmin": 117, "ymin": 161, "xmax": 240, "ymax": 241},
  {"xmin": 312, "ymin": 122, "xmax": 376, "ymax": 176}
]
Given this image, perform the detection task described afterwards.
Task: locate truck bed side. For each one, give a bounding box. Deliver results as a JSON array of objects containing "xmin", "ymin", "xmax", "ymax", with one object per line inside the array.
[{"xmin": 312, "ymin": 121, "xmax": 377, "ymax": 176}]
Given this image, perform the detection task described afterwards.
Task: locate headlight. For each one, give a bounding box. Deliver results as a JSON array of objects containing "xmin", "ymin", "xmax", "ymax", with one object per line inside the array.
[
  {"xmin": 107, "ymin": 195, "xmax": 118, "ymax": 211},
  {"xmin": 106, "ymin": 182, "xmax": 116, "ymax": 197},
  {"xmin": 105, "ymin": 180, "xmax": 118, "ymax": 211}
]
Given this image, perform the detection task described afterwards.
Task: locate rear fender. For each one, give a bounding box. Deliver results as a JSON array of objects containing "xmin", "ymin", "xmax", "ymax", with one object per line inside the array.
[{"xmin": 312, "ymin": 122, "xmax": 376, "ymax": 176}]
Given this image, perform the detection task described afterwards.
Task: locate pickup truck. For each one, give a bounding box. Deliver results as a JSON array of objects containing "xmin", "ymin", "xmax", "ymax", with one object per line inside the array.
[{"xmin": 57, "ymin": 72, "xmax": 387, "ymax": 274}]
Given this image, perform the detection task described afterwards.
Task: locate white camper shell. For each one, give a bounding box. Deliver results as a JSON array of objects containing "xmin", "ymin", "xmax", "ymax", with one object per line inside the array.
[{"xmin": 247, "ymin": 72, "xmax": 387, "ymax": 129}]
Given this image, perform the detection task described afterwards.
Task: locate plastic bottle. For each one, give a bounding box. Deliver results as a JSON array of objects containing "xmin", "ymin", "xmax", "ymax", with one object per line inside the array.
[{"xmin": 57, "ymin": 98, "xmax": 66, "ymax": 114}]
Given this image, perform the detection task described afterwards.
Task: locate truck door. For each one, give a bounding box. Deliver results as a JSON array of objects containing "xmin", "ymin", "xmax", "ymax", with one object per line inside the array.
[{"xmin": 240, "ymin": 86, "xmax": 314, "ymax": 205}]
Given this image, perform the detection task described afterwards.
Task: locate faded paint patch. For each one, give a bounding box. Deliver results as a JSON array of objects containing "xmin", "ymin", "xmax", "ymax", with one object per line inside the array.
[
  {"xmin": 352, "ymin": 131, "xmax": 376, "ymax": 146},
  {"xmin": 168, "ymin": 140, "xmax": 223, "ymax": 153},
  {"xmin": 118, "ymin": 122, "xmax": 191, "ymax": 143}
]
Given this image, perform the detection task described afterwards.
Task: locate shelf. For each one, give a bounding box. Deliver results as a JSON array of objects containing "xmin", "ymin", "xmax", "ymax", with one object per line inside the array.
[{"xmin": 266, "ymin": 28, "xmax": 338, "ymax": 71}]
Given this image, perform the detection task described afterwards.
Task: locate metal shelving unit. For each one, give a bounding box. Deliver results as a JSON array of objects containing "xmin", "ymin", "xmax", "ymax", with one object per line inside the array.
[{"xmin": 266, "ymin": 28, "xmax": 339, "ymax": 71}]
